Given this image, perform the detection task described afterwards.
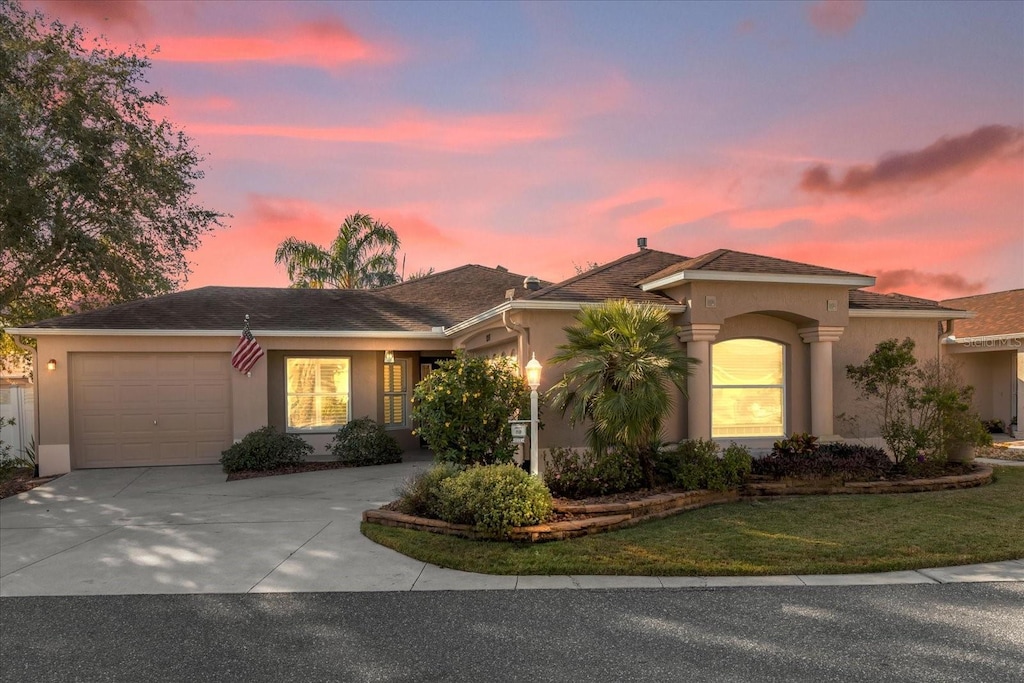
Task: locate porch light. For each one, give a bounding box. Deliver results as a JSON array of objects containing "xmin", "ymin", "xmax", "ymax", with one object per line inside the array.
[
  {"xmin": 525, "ymin": 353, "xmax": 542, "ymax": 390},
  {"xmin": 383, "ymin": 350, "xmax": 395, "ymax": 364},
  {"xmin": 46, "ymin": 359, "xmax": 57, "ymax": 371}
]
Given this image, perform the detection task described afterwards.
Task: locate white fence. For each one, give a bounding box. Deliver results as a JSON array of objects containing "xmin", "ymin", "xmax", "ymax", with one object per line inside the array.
[{"xmin": 0, "ymin": 384, "xmax": 35, "ymax": 462}]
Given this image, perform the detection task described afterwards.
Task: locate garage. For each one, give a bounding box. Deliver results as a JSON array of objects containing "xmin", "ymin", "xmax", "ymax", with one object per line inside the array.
[{"xmin": 71, "ymin": 353, "xmax": 232, "ymax": 468}]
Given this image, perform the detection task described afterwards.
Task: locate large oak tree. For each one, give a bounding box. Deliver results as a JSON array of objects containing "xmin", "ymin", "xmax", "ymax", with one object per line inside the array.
[{"xmin": 0, "ymin": 0, "xmax": 224, "ymax": 336}]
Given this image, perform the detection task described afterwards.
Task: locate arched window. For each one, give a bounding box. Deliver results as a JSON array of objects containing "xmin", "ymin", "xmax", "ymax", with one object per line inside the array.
[{"xmin": 712, "ymin": 339, "xmax": 785, "ymax": 438}]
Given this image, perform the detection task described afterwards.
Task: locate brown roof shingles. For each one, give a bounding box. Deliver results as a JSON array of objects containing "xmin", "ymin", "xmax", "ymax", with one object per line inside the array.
[
  {"xmin": 639, "ymin": 248, "xmax": 871, "ymax": 285},
  {"xmin": 849, "ymin": 290, "xmax": 964, "ymax": 312},
  {"xmin": 525, "ymin": 249, "xmax": 687, "ymax": 304},
  {"xmin": 23, "ymin": 264, "xmax": 545, "ymax": 332},
  {"xmin": 941, "ymin": 289, "xmax": 1024, "ymax": 337}
]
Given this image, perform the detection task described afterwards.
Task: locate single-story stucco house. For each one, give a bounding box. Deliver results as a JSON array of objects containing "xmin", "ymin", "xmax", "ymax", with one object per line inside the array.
[{"xmin": 10, "ymin": 242, "xmax": 1006, "ymax": 477}]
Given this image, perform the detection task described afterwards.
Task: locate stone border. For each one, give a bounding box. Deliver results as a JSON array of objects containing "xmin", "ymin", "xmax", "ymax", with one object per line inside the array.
[{"xmin": 363, "ymin": 465, "xmax": 992, "ymax": 543}]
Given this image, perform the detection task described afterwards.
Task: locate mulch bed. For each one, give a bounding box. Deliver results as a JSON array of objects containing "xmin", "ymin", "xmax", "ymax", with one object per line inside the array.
[
  {"xmin": 226, "ymin": 460, "xmax": 359, "ymax": 481},
  {"xmin": 0, "ymin": 468, "xmax": 60, "ymax": 499},
  {"xmin": 978, "ymin": 444, "xmax": 1024, "ymax": 462}
]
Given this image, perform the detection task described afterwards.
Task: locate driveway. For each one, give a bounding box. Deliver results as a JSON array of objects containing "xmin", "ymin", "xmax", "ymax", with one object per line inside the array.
[{"xmin": 3, "ymin": 458, "xmax": 1022, "ymax": 596}]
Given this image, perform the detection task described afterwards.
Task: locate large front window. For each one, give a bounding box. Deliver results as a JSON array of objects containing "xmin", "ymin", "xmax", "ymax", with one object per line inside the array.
[
  {"xmin": 286, "ymin": 358, "xmax": 351, "ymax": 431},
  {"xmin": 712, "ymin": 339, "xmax": 785, "ymax": 438}
]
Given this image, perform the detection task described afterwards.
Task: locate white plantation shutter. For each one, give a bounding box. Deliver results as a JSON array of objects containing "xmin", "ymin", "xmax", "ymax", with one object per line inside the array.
[{"xmin": 712, "ymin": 339, "xmax": 785, "ymax": 438}]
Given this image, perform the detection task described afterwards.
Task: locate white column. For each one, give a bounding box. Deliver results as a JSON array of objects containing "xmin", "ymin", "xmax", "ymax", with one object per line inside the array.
[
  {"xmin": 678, "ymin": 324, "xmax": 721, "ymax": 440},
  {"xmin": 799, "ymin": 326, "xmax": 845, "ymax": 439}
]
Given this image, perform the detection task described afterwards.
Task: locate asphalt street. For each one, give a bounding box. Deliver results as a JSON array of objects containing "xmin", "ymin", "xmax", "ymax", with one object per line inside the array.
[{"xmin": 2, "ymin": 583, "xmax": 1022, "ymax": 682}]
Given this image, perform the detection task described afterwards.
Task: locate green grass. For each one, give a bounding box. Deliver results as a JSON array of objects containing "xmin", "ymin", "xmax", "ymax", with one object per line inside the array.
[{"xmin": 362, "ymin": 466, "xmax": 1024, "ymax": 576}]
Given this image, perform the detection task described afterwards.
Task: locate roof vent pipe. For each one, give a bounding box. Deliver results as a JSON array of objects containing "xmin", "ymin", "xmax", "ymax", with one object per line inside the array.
[
  {"xmin": 524, "ymin": 275, "xmax": 541, "ymax": 291},
  {"xmin": 637, "ymin": 237, "xmax": 648, "ymax": 250}
]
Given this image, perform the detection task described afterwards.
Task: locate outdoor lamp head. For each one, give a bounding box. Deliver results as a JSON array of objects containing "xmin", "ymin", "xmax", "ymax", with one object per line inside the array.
[{"xmin": 525, "ymin": 353, "xmax": 542, "ymax": 390}]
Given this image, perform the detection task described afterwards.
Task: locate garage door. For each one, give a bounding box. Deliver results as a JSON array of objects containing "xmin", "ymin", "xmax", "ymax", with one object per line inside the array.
[{"xmin": 71, "ymin": 353, "xmax": 232, "ymax": 468}]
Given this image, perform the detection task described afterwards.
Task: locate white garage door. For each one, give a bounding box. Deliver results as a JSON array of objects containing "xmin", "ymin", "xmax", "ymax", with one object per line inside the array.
[{"xmin": 71, "ymin": 353, "xmax": 232, "ymax": 468}]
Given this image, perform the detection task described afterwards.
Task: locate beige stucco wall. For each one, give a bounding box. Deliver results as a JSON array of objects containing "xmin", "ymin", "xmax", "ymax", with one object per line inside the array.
[
  {"xmin": 31, "ymin": 333, "xmax": 449, "ymax": 473},
  {"xmin": 664, "ymin": 281, "xmax": 852, "ymax": 328},
  {"xmin": 832, "ymin": 317, "xmax": 943, "ymax": 438},
  {"xmin": 944, "ymin": 343, "xmax": 1020, "ymax": 433}
]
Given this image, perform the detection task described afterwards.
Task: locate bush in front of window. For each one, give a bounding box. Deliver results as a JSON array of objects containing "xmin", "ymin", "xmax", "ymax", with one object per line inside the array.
[
  {"xmin": 330, "ymin": 417, "xmax": 402, "ymax": 466},
  {"xmin": 751, "ymin": 442, "xmax": 892, "ymax": 481},
  {"xmin": 412, "ymin": 351, "xmax": 530, "ymax": 466},
  {"xmin": 653, "ymin": 439, "xmax": 752, "ymax": 492},
  {"xmin": 435, "ymin": 464, "xmax": 553, "ymax": 535},
  {"xmin": 220, "ymin": 426, "xmax": 313, "ymax": 473}
]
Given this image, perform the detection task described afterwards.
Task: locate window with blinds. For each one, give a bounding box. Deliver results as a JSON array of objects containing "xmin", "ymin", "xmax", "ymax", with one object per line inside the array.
[
  {"xmin": 383, "ymin": 359, "xmax": 408, "ymax": 428},
  {"xmin": 711, "ymin": 339, "xmax": 785, "ymax": 438},
  {"xmin": 286, "ymin": 358, "xmax": 351, "ymax": 431}
]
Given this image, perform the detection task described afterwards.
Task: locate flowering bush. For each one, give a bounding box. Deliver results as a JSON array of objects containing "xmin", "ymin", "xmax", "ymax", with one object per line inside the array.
[
  {"xmin": 412, "ymin": 351, "xmax": 530, "ymax": 466},
  {"xmin": 543, "ymin": 446, "xmax": 643, "ymax": 498},
  {"xmin": 436, "ymin": 464, "xmax": 553, "ymax": 535}
]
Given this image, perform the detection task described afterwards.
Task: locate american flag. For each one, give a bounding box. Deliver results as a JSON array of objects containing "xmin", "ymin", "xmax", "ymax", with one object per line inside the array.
[{"xmin": 231, "ymin": 316, "xmax": 264, "ymax": 374}]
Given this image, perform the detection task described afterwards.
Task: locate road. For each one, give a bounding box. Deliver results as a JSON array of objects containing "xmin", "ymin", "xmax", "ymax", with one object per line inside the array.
[{"xmin": 2, "ymin": 583, "xmax": 1022, "ymax": 682}]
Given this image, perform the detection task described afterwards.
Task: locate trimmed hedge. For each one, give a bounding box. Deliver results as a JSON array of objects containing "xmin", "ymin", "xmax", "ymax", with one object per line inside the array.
[
  {"xmin": 394, "ymin": 462, "xmax": 463, "ymax": 518},
  {"xmin": 654, "ymin": 439, "xmax": 752, "ymax": 492},
  {"xmin": 330, "ymin": 417, "xmax": 402, "ymax": 466},
  {"xmin": 220, "ymin": 426, "xmax": 313, "ymax": 473}
]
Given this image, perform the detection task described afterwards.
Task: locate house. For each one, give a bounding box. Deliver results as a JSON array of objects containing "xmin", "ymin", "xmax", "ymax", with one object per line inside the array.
[
  {"xmin": 941, "ymin": 289, "xmax": 1023, "ymax": 437},
  {"xmin": 7, "ymin": 242, "xmax": 977, "ymax": 476}
]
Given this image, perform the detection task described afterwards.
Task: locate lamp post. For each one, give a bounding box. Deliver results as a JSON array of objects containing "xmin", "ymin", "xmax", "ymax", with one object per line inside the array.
[{"xmin": 525, "ymin": 353, "xmax": 542, "ymax": 476}]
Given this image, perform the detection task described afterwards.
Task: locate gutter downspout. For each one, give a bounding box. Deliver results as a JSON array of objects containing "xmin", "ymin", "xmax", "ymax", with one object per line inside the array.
[{"xmin": 502, "ymin": 309, "xmax": 530, "ymax": 370}]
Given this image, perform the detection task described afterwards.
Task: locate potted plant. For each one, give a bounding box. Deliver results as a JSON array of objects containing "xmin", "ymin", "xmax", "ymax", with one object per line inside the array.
[{"xmin": 942, "ymin": 409, "xmax": 992, "ymax": 463}]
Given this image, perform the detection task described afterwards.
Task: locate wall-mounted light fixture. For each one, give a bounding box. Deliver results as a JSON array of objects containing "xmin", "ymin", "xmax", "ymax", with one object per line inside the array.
[
  {"xmin": 46, "ymin": 359, "xmax": 57, "ymax": 371},
  {"xmin": 383, "ymin": 350, "xmax": 395, "ymax": 364}
]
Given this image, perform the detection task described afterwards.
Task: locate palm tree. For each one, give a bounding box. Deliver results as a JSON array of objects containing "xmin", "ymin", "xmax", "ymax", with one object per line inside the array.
[
  {"xmin": 274, "ymin": 213, "xmax": 401, "ymax": 289},
  {"xmin": 547, "ymin": 299, "xmax": 696, "ymax": 487}
]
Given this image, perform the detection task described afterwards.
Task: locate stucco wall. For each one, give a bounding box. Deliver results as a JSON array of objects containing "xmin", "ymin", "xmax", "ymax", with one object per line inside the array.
[
  {"xmin": 31, "ymin": 333, "xmax": 447, "ymax": 473},
  {"xmin": 945, "ymin": 347, "xmax": 1018, "ymax": 431},
  {"xmin": 833, "ymin": 317, "xmax": 942, "ymax": 438}
]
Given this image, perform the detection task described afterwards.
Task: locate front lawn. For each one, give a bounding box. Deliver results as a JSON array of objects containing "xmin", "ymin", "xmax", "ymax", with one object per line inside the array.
[{"xmin": 362, "ymin": 466, "xmax": 1024, "ymax": 576}]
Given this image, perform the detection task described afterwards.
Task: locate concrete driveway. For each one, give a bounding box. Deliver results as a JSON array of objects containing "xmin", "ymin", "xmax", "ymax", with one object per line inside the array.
[
  {"xmin": 3, "ymin": 458, "xmax": 1023, "ymax": 596},
  {"xmin": 0, "ymin": 456, "xmax": 449, "ymax": 596}
]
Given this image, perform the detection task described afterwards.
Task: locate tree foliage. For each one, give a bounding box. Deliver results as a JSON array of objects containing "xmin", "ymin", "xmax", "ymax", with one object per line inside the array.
[
  {"xmin": 845, "ymin": 337, "xmax": 989, "ymax": 463},
  {"xmin": 0, "ymin": 0, "xmax": 224, "ymax": 332},
  {"xmin": 274, "ymin": 212, "xmax": 401, "ymax": 289},
  {"xmin": 547, "ymin": 299, "xmax": 695, "ymax": 487}
]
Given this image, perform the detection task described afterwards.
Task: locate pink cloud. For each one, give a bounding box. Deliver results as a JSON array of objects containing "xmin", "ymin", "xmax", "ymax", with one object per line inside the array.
[
  {"xmin": 152, "ymin": 18, "xmax": 391, "ymax": 68},
  {"xmin": 35, "ymin": 0, "xmax": 150, "ymax": 29},
  {"xmin": 186, "ymin": 110, "xmax": 562, "ymax": 152},
  {"xmin": 800, "ymin": 125, "xmax": 1024, "ymax": 195},
  {"xmin": 806, "ymin": 0, "xmax": 866, "ymax": 37},
  {"xmin": 871, "ymin": 270, "xmax": 986, "ymax": 298}
]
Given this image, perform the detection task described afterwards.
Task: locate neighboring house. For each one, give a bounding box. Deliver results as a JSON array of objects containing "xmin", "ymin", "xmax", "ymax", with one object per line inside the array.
[
  {"xmin": 941, "ymin": 290, "xmax": 1023, "ymax": 438},
  {"xmin": 0, "ymin": 354, "xmax": 34, "ymax": 461},
  {"xmin": 8, "ymin": 243, "xmax": 975, "ymax": 476}
]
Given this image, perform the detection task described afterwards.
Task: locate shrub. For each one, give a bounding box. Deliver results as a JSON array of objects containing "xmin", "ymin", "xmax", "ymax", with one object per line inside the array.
[
  {"xmin": 752, "ymin": 442, "xmax": 892, "ymax": 481},
  {"xmin": 544, "ymin": 446, "xmax": 643, "ymax": 498},
  {"xmin": 330, "ymin": 417, "xmax": 402, "ymax": 466},
  {"xmin": 436, "ymin": 464, "xmax": 553, "ymax": 535},
  {"xmin": 654, "ymin": 439, "xmax": 752, "ymax": 492},
  {"xmin": 220, "ymin": 426, "xmax": 313, "ymax": 473},
  {"xmin": 412, "ymin": 351, "xmax": 530, "ymax": 466},
  {"xmin": 983, "ymin": 419, "xmax": 1005, "ymax": 434},
  {"xmin": 772, "ymin": 433, "xmax": 819, "ymax": 457},
  {"xmin": 394, "ymin": 462, "xmax": 463, "ymax": 518}
]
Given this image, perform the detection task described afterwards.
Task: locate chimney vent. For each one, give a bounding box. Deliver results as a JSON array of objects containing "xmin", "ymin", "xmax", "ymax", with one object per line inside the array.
[
  {"xmin": 637, "ymin": 237, "xmax": 648, "ymax": 250},
  {"xmin": 524, "ymin": 275, "xmax": 541, "ymax": 291}
]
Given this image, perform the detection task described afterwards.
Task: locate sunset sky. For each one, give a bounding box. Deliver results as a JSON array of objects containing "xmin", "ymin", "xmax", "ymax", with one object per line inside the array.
[{"xmin": 31, "ymin": 0, "xmax": 1024, "ymax": 299}]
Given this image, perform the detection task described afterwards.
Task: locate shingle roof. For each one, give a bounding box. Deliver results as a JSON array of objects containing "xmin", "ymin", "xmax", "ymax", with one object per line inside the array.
[
  {"xmin": 941, "ymin": 289, "xmax": 1024, "ymax": 337},
  {"xmin": 21, "ymin": 264, "xmax": 541, "ymax": 332},
  {"xmin": 525, "ymin": 249, "xmax": 687, "ymax": 303},
  {"xmin": 381, "ymin": 265, "xmax": 550, "ymax": 323},
  {"xmin": 639, "ymin": 248, "xmax": 871, "ymax": 285},
  {"xmin": 849, "ymin": 290, "xmax": 963, "ymax": 312}
]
